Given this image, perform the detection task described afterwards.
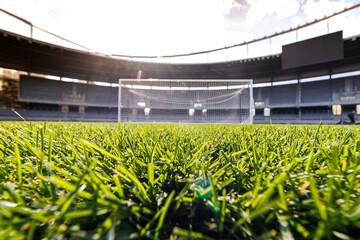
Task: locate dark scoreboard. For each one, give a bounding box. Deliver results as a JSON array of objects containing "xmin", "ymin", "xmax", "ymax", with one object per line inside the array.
[{"xmin": 282, "ymin": 31, "xmax": 344, "ymax": 70}]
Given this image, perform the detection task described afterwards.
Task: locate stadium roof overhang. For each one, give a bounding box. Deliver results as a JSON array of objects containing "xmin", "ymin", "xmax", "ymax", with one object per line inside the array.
[{"xmin": 1, "ymin": 28, "xmax": 360, "ymax": 84}]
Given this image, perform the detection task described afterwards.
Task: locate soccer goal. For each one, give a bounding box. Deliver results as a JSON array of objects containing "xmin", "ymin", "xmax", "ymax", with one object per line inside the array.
[{"xmin": 118, "ymin": 79, "xmax": 254, "ymax": 124}]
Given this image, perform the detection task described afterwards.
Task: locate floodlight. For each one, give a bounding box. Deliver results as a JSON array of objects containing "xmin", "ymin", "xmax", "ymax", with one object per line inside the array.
[
  {"xmin": 137, "ymin": 70, "xmax": 142, "ymax": 79},
  {"xmin": 332, "ymin": 105, "xmax": 342, "ymax": 116},
  {"xmin": 138, "ymin": 102, "xmax": 146, "ymax": 107},
  {"xmin": 264, "ymin": 107, "xmax": 271, "ymax": 117},
  {"xmin": 144, "ymin": 108, "xmax": 150, "ymax": 115}
]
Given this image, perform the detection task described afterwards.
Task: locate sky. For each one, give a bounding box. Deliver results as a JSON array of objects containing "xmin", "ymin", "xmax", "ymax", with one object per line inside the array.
[{"xmin": 0, "ymin": 0, "xmax": 360, "ymax": 63}]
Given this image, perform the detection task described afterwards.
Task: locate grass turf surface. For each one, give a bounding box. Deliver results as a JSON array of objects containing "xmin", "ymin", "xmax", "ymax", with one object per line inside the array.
[{"xmin": 0, "ymin": 122, "xmax": 359, "ymax": 239}]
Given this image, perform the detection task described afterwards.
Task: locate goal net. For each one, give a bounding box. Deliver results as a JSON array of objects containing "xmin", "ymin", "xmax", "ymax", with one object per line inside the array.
[{"xmin": 118, "ymin": 79, "xmax": 253, "ymax": 124}]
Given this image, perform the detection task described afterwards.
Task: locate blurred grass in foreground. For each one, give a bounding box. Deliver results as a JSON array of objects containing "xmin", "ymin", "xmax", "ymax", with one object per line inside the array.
[{"xmin": 0, "ymin": 122, "xmax": 359, "ymax": 239}]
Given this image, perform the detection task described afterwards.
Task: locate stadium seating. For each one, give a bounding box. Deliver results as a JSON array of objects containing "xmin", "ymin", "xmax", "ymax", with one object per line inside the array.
[
  {"xmin": 3, "ymin": 73, "xmax": 360, "ymax": 123},
  {"xmin": 301, "ymin": 81, "xmax": 331, "ymax": 104},
  {"xmin": 270, "ymin": 85, "xmax": 297, "ymax": 106},
  {"xmin": 301, "ymin": 111, "xmax": 331, "ymax": 120}
]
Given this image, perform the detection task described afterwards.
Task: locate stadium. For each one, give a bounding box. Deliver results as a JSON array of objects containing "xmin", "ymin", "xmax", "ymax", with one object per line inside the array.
[
  {"xmin": 0, "ymin": 1, "xmax": 360, "ymax": 239},
  {"xmin": 0, "ymin": 3, "xmax": 359, "ymax": 124}
]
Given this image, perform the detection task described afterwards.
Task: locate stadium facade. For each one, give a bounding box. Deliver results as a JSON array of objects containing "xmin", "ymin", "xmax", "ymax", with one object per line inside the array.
[{"xmin": 1, "ymin": 9, "xmax": 360, "ymax": 124}]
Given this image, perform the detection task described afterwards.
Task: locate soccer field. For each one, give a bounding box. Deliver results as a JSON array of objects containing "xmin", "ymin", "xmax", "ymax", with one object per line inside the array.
[{"xmin": 0, "ymin": 122, "xmax": 359, "ymax": 239}]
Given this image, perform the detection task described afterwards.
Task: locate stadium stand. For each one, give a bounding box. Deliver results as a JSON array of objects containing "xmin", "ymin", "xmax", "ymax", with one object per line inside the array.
[
  {"xmin": 301, "ymin": 81, "xmax": 332, "ymax": 104},
  {"xmin": 1, "ymin": 12, "xmax": 360, "ymax": 124},
  {"xmin": 270, "ymin": 85, "xmax": 297, "ymax": 106}
]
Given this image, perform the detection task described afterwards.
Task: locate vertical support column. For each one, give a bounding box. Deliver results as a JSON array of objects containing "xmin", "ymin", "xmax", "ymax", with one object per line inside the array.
[
  {"xmin": 30, "ymin": 25, "xmax": 33, "ymax": 39},
  {"xmin": 246, "ymin": 44, "xmax": 249, "ymax": 58},
  {"xmin": 250, "ymin": 80, "xmax": 254, "ymax": 124},
  {"xmin": 296, "ymin": 79, "xmax": 301, "ymax": 105},
  {"xmin": 226, "ymin": 48, "xmax": 228, "ymax": 62},
  {"xmin": 344, "ymin": 77, "xmax": 353, "ymax": 92},
  {"xmin": 297, "ymin": 79, "xmax": 302, "ymax": 120},
  {"xmin": 79, "ymin": 106, "xmax": 85, "ymax": 119},
  {"xmin": 257, "ymin": 87, "xmax": 262, "ymax": 100},
  {"xmin": 28, "ymin": 25, "xmax": 34, "ymax": 75},
  {"xmin": 118, "ymin": 79, "xmax": 122, "ymax": 123},
  {"xmin": 61, "ymin": 105, "xmax": 69, "ymax": 120},
  {"xmin": 60, "ymin": 39, "xmax": 64, "ymax": 81},
  {"xmin": 327, "ymin": 20, "xmax": 330, "ymax": 34}
]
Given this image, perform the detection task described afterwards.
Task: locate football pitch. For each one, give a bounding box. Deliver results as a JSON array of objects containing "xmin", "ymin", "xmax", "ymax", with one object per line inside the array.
[{"xmin": 0, "ymin": 122, "xmax": 359, "ymax": 239}]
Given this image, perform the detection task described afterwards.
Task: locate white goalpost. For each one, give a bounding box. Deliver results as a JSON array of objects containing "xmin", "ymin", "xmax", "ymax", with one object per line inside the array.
[{"xmin": 118, "ymin": 79, "xmax": 254, "ymax": 124}]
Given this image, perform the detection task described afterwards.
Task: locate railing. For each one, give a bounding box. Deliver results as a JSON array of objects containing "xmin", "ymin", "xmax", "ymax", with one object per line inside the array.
[
  {"xmin": 1, "ymin": 4, "xmax": 360, "ymax": 64},
  {"xmin": 0, "ymin": 8, "xmax": 106, "ymax": 56},
  {"xmin": 112, "ymin": 3, "xmax": 360, "ymax": 63}
]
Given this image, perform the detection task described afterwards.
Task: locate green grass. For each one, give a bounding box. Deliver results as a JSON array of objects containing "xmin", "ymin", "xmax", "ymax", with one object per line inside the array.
[{"xmin": 0, "ymin": 122, "xmax": 359, "ymax": 239}]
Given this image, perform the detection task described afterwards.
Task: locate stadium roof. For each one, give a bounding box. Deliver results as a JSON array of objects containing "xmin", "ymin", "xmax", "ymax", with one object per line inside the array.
[
  {"xmin": 1, "ymin": 0, "xmax": 360, "ymax": 63},
  {"xmin": 1, "ymin": 27, "xmax": 360, "ymax": 84}
]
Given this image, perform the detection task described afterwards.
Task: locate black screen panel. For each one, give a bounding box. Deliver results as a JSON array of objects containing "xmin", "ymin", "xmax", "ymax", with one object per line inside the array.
[{"xmin": 282, "ymin": 31, "xmax": 343, "ymax": 69}]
